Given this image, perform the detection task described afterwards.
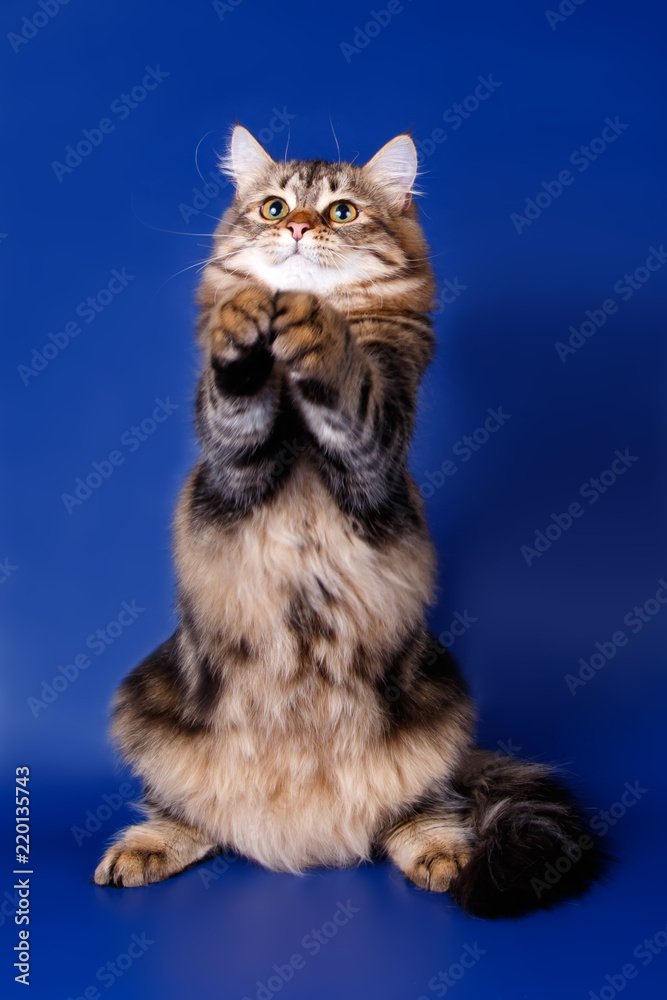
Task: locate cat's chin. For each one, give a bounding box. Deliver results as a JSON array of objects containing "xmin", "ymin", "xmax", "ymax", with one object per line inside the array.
[{"xmin": 248, "ymin": 252, "xmax": 349, "ymax": 294}]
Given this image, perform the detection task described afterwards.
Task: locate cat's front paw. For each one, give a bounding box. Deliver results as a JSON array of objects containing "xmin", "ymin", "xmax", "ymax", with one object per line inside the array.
[
  {"xmin": 271, "ymin": 291, "xmax": 349, "ymax": 378},
  {"xmin": 208, "ymin": 285, "xmax": 275, "ymax": 363}
]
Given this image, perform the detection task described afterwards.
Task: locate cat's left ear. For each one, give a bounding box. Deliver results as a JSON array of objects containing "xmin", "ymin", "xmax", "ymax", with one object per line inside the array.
[
  {"xmin": 221, "ymin": 125, "xmax": 275, "ymax": 190},
  {"xmin": 362, "ymin": 134, "xmax": 418, "ymax": 211}
]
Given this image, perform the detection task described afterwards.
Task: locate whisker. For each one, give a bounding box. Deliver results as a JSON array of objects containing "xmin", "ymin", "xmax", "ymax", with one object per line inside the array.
[
  {"xmin": 219, "ymin": 221, "xmax": 253, "ymax": 235},
  {"xmin": 129, "ymin": 187, "xmax": 220, "ymax": 239},
  {"xmin": 329, "ymin": 114, "xmax": 341, "ymax": 166},
  {"xmin": 324, "ymin": 247, "xmax": 380, "ymax": 310},
  {"xmin": 325, "ymin": 245, "xmax": 385, "ymax": 303},
  {"xmin": 190, "ymin": 210, "xmax": 227, "ymax": 225},
  {"xmin": 213, "ymin": 248, "xmax": 249, "ymax": 263},
  {"xmin": 134, "ymin": 221, "xmax": 217, "ymax": 239},
  {"xmin": 194, "ymin": 130, "xmax": 216, "ymax": 192},
  {"xmin": 341, "ymin": 242, "xmax": 440, "ymax": 263},
  {"xmin": 153, "ymin": 247, "xmax": 245, "ymax": 299},
  {"xmin": 153, "ymin": 257, "xmax": 215, "ymax": 296}
]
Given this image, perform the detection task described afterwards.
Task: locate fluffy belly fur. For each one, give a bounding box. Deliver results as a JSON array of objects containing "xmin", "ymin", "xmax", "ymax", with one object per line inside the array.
[
  {"xmin": 124, "ymin": 692, "xmax": 465, "ymax": 873},
  {"xmin": 111, "ymin": 462, "xmax": 472, "ymax": 871}
]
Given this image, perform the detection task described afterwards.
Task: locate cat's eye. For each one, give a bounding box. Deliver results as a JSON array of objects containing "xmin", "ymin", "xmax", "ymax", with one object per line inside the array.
[
  {"xmin": 328, "ymin": 201, "xmax": 358, "ymax": 223},
  {"xmin": 260, "ymin": 198, "xmax": 289, "ymax": 221}
]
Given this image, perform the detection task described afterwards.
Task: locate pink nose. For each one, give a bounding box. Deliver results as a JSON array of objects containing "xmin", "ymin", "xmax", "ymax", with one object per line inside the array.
[{"xmin": 287, "ymin": 221, "xmax": 311, "ymax": 241}]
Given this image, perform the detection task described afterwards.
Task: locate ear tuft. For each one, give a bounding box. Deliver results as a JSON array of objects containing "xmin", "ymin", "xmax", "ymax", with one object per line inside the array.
[
  {"xmin": 220, "ymin": 125, "xmax": 274, "ymax": 187},
  {"xmin": 362, "ymin": 134, "xmax": 419, "ymax": 210}
]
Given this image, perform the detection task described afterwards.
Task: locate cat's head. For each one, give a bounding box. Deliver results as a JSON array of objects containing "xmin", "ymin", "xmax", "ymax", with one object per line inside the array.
[{"xmin": 203, "ymin": 126, "xmax": 433, "ymax": 306}]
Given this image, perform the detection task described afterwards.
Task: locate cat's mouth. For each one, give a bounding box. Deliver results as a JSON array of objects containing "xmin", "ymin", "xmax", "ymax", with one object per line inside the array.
[
  {"xmin": 244, "ymin": 240, "xmax": 357, "ymax": 293},
  {"xmin": 275, "ymin": 242, "xmax": 319, "ymax": 266}
]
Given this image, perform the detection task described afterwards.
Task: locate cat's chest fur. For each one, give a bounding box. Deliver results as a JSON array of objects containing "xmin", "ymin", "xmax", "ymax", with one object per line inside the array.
[{"xmin": 175, "ymin": 459, "xmax": 434, "ymax": 679}]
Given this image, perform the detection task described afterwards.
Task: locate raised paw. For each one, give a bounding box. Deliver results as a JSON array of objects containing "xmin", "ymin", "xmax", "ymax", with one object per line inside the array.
[
  {"xmin": 208, "ymin": 285, "xmax": 275, "ymax": 362},
  {"xmin": 405, "ymin": 848, "xmax": 471, "ymax": 893},
  {"xmin": 271, "ymin": 291, "xmax": 348, "ymax": 376}
]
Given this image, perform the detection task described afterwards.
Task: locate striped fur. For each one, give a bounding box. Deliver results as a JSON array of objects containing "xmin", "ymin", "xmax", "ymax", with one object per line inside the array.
[{"xmin": 95, "ymin": 128, "xmax": 603, "ymax": 916}]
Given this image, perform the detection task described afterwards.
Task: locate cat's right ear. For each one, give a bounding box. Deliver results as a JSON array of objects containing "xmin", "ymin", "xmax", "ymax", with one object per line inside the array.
[
  {"xmin": 220, "ymin": 125, "xmax": 274, "ymax": 190},
  {"xmin": 362, "ymin": 134, "xmax": 419, "ymax": 211}
]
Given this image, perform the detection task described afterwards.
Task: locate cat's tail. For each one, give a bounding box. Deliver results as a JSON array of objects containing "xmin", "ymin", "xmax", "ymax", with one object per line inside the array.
[{"xmin": 448, "ymin": 747, "xmax": 606, "ymax": 918}]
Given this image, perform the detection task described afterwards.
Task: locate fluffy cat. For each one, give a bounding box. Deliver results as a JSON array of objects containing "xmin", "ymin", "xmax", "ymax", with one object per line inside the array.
[{"xmin": 94, "ymin": 126, "xmax": 602, "ymax": 916}]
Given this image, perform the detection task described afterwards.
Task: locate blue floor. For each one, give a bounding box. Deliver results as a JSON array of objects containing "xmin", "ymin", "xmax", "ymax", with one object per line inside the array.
[{"xmin": 3, "ymin": 0, "xmax": 667, "ymax": 997}]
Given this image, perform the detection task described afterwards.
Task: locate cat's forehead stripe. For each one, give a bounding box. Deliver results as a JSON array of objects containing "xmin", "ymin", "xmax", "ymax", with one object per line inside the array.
[
  {"xmin": 276, "ymin": 160, "xmax": 346, "ymax": 199},
  {"xmin": 300, "ymin": 160, "xmax": 325, "ymax": 187}
]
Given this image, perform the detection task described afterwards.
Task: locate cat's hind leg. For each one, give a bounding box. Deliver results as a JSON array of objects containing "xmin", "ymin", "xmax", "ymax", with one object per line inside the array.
[
  {"xmin": 379, "ymin": 795, "xmax": 473, "ymax": 893},
  {"xmin": 94, "ymin": 811, "xmax": 218, "ymax": 888}
]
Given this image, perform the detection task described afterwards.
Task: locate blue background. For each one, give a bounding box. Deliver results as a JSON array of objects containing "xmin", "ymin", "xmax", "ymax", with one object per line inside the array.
[{"xmin": 2, "ymin": 0, "xmax": 666, "ymax": 997}]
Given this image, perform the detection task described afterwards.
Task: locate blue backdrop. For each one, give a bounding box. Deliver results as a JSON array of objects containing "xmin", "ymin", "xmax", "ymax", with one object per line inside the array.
[{"xmin": 2, "ymin": 0, "xmax": 666, "ymax": 997}]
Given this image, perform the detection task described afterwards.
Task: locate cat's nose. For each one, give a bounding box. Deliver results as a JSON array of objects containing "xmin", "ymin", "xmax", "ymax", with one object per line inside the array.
[{"xmin": 287, "ymin": 221, "xmax": 311, "ymax": 241}]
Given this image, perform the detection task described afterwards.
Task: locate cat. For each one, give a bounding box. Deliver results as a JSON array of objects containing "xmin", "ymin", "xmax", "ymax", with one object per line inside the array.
[{"xmin": 94, "ymin": 126, "xmax": 603, "ymax": 916}]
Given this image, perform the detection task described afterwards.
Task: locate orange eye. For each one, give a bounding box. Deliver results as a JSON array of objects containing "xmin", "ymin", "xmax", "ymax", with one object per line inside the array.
[
  {"xmin": 260, "ymin": 198, "xmax": 289, "ymax": 221},
  {"xmin": 329, "ymin": 201, "xmax": 358, "ymax": 223}
]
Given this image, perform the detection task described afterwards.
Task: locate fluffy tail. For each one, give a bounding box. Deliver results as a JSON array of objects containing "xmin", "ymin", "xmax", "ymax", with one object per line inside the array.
[{"xmin": 448, "ymin": 747, "xmax": 606, "ymax": 918}]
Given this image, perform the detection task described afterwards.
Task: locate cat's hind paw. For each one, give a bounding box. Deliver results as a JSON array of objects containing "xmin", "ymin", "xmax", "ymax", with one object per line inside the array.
[
  {"xmin": 93, "ymin": 819, "xmax": 216, "ymax": 888},
  {"xmin": 94, "ymin": 844, "xmax": 173, "ymax": 888},
  {"xmin": 404, "ymin": 848, "xmax": 471, "ymax": 893}
]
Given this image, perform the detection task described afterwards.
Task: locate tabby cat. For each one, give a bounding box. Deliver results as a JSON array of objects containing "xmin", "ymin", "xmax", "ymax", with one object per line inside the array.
[{"xmin": 94, "ymin": 126, "xmax": 602, "ymax": 916}]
